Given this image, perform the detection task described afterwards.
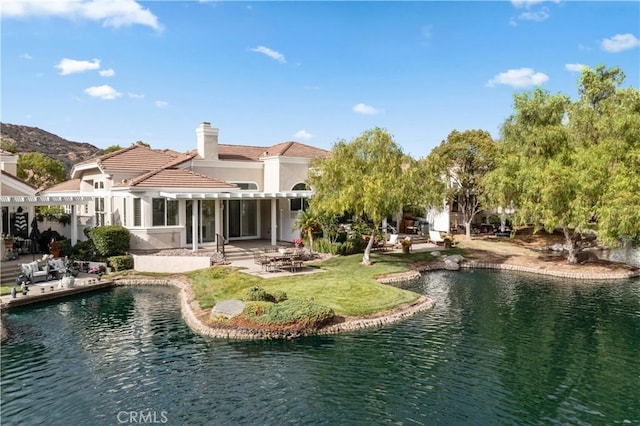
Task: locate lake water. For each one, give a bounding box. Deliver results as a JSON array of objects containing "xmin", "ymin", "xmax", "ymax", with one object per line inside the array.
[{"xmin": 2, "ymin": 271, "xmax": 639, "ymax": 425}]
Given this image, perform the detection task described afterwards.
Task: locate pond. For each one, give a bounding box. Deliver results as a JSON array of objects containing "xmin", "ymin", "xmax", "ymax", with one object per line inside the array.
[{"xmin": 1, "ymin": 271, "xmax": 639, "ymax": 425}]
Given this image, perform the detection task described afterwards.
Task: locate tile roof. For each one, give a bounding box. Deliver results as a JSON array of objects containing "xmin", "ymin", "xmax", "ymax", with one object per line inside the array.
[
  {"xmin": 43, "ymin": 178, "xmax": 81, "ymax": 192},
  {"xmin": 1, "ymin": 169, "xmax": 38, "ymax": 189},
  {"xmin": 116, "ymin": 168, "xmax": 239, "ymax": 189},
  {"xmin": 75, "ymin": 145, "xmax": 194, "ymax": 172},
  {"xmin": 262, "ymin": 141, "xmax": 330, "ymax": 159}
]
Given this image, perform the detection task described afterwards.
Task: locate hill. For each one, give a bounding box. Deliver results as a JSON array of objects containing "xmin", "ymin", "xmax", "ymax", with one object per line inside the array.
[{"xmin": 0, "ymin": 123, "xmax": 102, "ymax": 176}]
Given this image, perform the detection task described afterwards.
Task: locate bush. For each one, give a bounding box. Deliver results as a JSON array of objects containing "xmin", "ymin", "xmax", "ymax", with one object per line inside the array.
[
  {"xmin": 272, "ymin": 290, "xmax": 288, "ymax": 303},
  {"xmin": 243, "ymin": 286, "xmax": 275, "ymax": 302},
  {"xmin": 90, "ymin": 226, "xmax": 130, "ymax": 257},
  {"xmin": 72, "ymin": 239, "xmax": 99, "ymax": 261},
  {"xmin": 242, "ymin": 298, "xmax": 335, "ymax": 327},
  {"xmin": 108, "ymin": 255, "xmax": 133, "ymax": 272},
  {"xmin": 59, "ymin": 239, "xmax": 73, "ymax": 257}
]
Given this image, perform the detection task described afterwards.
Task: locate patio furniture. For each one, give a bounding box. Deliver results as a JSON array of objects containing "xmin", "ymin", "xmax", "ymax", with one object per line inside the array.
[
  {"xmin": 21, "ymin": 260, "xmax": 49, "ymax": 283},
  {"xmin": 429, "ymin": 230, "xmax": 446, "ymax": 245},
  {"xmin": 383, "ymin": 234, "xmax": 401, "ymax": 250}
]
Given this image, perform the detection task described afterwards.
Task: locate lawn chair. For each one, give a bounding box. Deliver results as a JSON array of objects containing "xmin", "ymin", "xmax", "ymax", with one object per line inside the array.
[{"xmin": 429, "ymin": 230, "xmax": 446, "ymax": 245}]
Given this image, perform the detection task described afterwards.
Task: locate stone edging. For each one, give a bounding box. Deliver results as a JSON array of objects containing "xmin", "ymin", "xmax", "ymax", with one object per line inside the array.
[
  {"xmin": 114, "ymin": 278, "xmax": 434, "ymax": 340},
  {"xmin": 460, "ymin": 261, "xmax": 640, "ymax": 280}
]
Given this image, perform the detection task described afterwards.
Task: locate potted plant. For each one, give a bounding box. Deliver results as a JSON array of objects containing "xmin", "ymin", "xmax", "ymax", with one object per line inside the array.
[
  {"xmin": 443, "ymin": 234, "xmax": 454, "ymax": 249},
  {"xmin": 401, "ymin": 237, "xmax": 412, "ymax": 254},
  {"xmin": 292, "ymin": 237, "xmax": 303, "ymax": 248},
  {"xmin": 3, "ymin": 234, "xmax": 15, "ymax": 249},
  {"xmin": 60, "ymin": 257, "xmax": 76, "ymax": 288}
]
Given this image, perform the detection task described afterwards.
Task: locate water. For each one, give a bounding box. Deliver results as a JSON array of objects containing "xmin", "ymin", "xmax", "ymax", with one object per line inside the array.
[{"xmin": 2, "ymin": 272, "xmax": 639, "ymax": 426}]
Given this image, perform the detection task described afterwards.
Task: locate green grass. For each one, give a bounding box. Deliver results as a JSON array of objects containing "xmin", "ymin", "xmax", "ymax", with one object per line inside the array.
[
  {"xmin": 187, "ymin": 253, "xmax": 422, "ymax": 317},
  {"xmin": 1, "ymin": 285, "xmax": 12, "ymax": 296}
]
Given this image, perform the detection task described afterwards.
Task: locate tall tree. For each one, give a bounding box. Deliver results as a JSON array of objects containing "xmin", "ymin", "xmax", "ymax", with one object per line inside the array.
[
  {"xmin": 419, "ymin": 129, "xmax": 496, "ymax": 240},
  {"xmin": 485, "ymin": 65, "xmax": 640, "ymax": 263},
  {"xmin": 308, "ymin": 127, "xmax": 412, "ymax": 265},
  {"xmin": 17, "ymin": 152, "xmax": 67, "ymax": 190},
  {"xmin": 102, "ymin": 144, "xmax": 122, "ymax": 154}
]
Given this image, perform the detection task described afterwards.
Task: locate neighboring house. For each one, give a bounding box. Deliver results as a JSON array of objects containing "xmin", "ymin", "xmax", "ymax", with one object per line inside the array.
[
  {"xmin": 1, "ymin": 150, "xmax": 38, "ymax": 237},
  {"xmin": 42, "ymin": 122, "xmax": 329, "ymax": 251}
]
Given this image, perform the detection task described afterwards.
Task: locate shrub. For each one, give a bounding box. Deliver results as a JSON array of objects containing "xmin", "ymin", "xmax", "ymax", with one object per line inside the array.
[
  {"xmin": 73, "ymin": 239, "xmax": 99, "ymax": 261},
  {"xmin": 243, "ymin": 286, "xmax": 275, "ymax": 302},
  {"xmin": 90, "ymin": 226, "xmax": 130, "ymax": 257},
  {"xmin": 272, "ymin": 290, "xmax": 288, "ymax": 303},
  {"xmin": 108, "ymin": 255, "xmax": 133, "ymax": 272},
  {"xmin": 242, "ymin": 298, "xmax": 335, "ymax": 327},
  {"xmin": 59, "ymin": 239, "xmax": 73, "ymax": 257}
]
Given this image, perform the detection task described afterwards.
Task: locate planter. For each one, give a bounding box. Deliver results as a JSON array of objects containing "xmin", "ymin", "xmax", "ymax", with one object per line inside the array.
[
  {"xmin": 60, "ymin": 276, "xmax": 75, "ymax": 288},
  {"xmin": 444, "ymin": 241, "xmax": 452, "ymax": 249},
  {"xmin": 402, "ymin": 245, "xmax": 411, "ymax": 254}
]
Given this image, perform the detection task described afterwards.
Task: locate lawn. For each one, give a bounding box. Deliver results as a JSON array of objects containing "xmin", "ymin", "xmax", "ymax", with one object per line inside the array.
[{"xmin": 187, "ymin": 252, "xmax": 422, "ymax": 317}]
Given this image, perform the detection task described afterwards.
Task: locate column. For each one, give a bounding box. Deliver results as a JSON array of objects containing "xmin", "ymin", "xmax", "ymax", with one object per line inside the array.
[
  {"xmin": 71, "ymin": 205, "xmax": 78, "ymax": 245},
  {"xmin": 191, "ymin": 200, "xmax": 199, "ymax": 252},
  {"xmin": 271, "ymin": 198, "xmax": 277, "ymax": 246}
]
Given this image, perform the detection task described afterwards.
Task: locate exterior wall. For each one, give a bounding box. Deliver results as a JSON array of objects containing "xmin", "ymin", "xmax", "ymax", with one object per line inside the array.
[
  {"xmin": 129, "ymin": 228, "xmax": 183, "ymax": 251},
  {"xmin": 0, "ymin": 185, "xmax": 28, "ymax": 196},
  {"xmin": 191, "ymin": 162, "xmax": 264, "ymax": 189},
  {"xmin": 279, "ymin": 159, "xmax": 311, "ymax": 192},
  {"xmin": 0, "ymin": 153, "xmax": 18, "ymax": 175},
  {"xmin": 262, "ymin": 158, "xmax": 280, "ymax": 192}
]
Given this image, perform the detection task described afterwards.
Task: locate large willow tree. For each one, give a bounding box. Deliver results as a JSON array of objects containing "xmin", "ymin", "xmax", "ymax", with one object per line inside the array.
[
  {"xmin": 485, "ymin": 65, "xmax": 640, "ymax": 264},
  {"xmin": 307, "ymin": 127, "xmax": 414, "ymax": 265},
  {"xmin": 419, "ymin": 129, "xmax": 496, "ymax": 240}
]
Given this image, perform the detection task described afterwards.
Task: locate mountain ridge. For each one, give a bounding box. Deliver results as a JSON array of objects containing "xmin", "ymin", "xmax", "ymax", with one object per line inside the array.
[{"xmin": 1, "ymin": 122, "xmax": 103, "ymax": 176}]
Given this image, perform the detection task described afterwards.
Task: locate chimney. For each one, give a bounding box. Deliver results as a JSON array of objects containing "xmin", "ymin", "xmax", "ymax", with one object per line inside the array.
[{"xmin": 196, "ymin": 121, "xmax": 219, "ymax": 160}]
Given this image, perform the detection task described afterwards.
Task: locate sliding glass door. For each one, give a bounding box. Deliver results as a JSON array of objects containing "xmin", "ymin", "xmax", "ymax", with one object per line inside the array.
[
  {"xmin": 186, "ymin": 200, "xmax": 216, "ymax": 244},
  {"xmin": 225, "ymin": 200, "xmax": 257, "ymax": 238}
]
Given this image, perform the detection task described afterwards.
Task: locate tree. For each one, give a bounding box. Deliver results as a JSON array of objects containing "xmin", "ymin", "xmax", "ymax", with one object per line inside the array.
[
  {"xmin": 294, "ymin": 208, "xmax": 320, "ymax": 252},
  {"xmin": 308, "ymin": 127, "xmax": 413, "ymax": 265},
  {"xmin": 485, "ymin": 65, "xmax": 640, "ymax": 264},
  {"xmin": 133, "ymin": 140, "xmax": 150, "ymax": 148},
  {"xmin": 17, "ymin": 152, "xmax": 67, "ymax": 190},
  {"xmin": 102, "ymin": 144, "xmax": 122, "ymax": 154},
  {"xmin": 1, "ymin": 139, "xmax": 17, "ymax": 153},
  {"xmin": 419, "ymin": 129, "xmax": 496, "ymax": 240}
]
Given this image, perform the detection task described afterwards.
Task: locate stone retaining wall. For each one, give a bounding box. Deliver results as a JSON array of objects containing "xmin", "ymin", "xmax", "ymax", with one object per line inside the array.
[{"xmin": 461, "ymin": 261, "xmax": 640, "ymax": 280}]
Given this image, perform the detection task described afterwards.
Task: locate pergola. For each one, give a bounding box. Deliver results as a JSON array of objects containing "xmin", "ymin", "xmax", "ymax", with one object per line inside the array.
[
  {"xmin": 0, "ymin": 195, "xmax": 96, "ymax": 246},
  {"xmin": 159, "ymin": 190, "xmax": 313, "ymax": 250}
]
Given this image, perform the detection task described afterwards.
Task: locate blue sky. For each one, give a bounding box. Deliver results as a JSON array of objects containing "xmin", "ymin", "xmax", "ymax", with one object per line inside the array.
[{"xmin": 2, "ymin": 1, "xmax": 639, "ymax": 158}]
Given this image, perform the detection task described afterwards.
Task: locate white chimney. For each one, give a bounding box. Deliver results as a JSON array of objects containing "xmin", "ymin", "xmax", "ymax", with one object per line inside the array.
[{"xmin": 196, "ymin": 121, "xmax": 219, "ymax": 160}]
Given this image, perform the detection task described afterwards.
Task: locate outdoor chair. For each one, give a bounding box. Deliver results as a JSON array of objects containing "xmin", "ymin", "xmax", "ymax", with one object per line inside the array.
[
  {"xmin": 383, "ymin": 234, "xmax": 401, "ymax": 250},
  {"xmin": 429, "ymin": 230, "xmax": 446, "ymax": 245},
  {"xmin": 253, "ymin": 251, "xmax": 271, "ymax": 271}
]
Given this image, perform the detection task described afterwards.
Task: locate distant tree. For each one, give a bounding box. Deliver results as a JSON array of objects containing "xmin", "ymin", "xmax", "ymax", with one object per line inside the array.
[
  {"xmin": 484, "ymin": 65, "xmax": 640, "ymax": 264},
  {"xmin": 17, "ymin": 152, "xmax": 67, "ymax": 190},
  {"xmin": 102, "ymin": 144, "xmax": 122, "ymax": 154},
  {"xmin": 133, "ymin": 140, "xmax": 150, "ymax": 148},
  {"xmin": 308, "ymin": 127, "xmax": 413, "ymax": 265},
  {"xmin": 1, "ymin": 139, "xmax": 18, "ymax": 153},
  {"xmin": 419, "ymin": 129, "xmax": 496, "ymax": 240}
]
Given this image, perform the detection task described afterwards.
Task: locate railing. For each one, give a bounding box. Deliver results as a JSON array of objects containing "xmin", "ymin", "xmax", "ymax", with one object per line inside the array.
[{"xmin": 216, "ymin": 234, "xmax": 226, "ymax": 258}]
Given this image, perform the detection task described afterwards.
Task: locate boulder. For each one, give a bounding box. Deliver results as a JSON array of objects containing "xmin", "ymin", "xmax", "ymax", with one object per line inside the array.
[{"xmin": 211, "ymin": 299, "xmax": 245, "ymax": 318}]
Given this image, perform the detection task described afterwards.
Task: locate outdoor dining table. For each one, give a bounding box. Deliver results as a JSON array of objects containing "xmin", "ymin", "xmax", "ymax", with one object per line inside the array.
[{"xmin": 261, "ymin": 250, "xmax": 303, "ymax": 272}]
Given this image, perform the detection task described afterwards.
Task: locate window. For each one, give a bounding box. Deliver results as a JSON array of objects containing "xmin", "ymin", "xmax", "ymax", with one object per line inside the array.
[
  {"xmin": 95, "ymin": 198, "xmax": 105, "ymax": 227},
  {"xmin": 94, "ymin": 181, "xmax": 104, "ymax": 189},
  {"xmin": 152, "ymin": 198, "xmax": 179, "ymax": 227},
  {"xmin": 133, "ymin": 198, "xmax": 141, "ymax": 227},
  {"xmin": 234, "ymin": 182, "xmax": 258, "ymax": 190},
  {"xmin": 290, "ymin": 183, "xmax": 309, "ymax": 212},
  {"xmin": 123, "ymin": 199, "xmax": 127, "ymax": 227}
]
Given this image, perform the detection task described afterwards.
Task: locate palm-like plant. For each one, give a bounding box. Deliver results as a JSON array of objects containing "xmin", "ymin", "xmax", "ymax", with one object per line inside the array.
[{"xmin": 294, "ymin": 209, "xmax": 319, "ymax": 252}]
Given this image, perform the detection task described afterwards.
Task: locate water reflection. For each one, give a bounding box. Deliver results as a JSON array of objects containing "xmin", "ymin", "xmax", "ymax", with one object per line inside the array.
[{"xmin": 2, "ymin": 274, "xmax": 639, "ymax": 425}]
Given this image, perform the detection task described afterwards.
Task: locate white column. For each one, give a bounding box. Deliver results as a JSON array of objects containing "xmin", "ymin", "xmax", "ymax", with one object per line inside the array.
[
  {"xmin": 271, "ymin": 199, "xmax": 277, "ymax": 246},
  {"xmin": 71, "ymin": 205, "xmax": 78, "ymax": 245},
  {"xmin": 191, "ymin": 200, "xmax": 199, "ymax": 252},
  {"xmin": 214, "ymin": 199, "xmax": 221, "ymax": 243}
]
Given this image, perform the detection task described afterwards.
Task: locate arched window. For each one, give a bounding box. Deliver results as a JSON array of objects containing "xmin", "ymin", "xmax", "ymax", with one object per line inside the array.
[
  {"xmin": 232, "ymin": 182, "xmax": 258, "ymax": 190},
  {"xmin": 290, "ymin": 182, "xmax": 309, "ymax": 212}
]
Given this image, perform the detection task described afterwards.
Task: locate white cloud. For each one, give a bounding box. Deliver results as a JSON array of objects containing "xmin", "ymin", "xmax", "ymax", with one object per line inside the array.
[
  {"xmin": 21, "ymin": 53, "xmax": 32, "ymax": 60},
  {"xmin": 565, "ymin": 63, "xmax": 587, "ymax": 72},
  {"xmin": 128, "ymin": 92, "xmax": 145, "ymax": 99},
  {"xmin": 250, "ymin": 46, "xmax": 286, "ymax": 63},
  {"xmin": 99, "ymin": 68, "xmax": 115, "ymax": 77},
  {"xmin": 155, "ymin": 100, "xmax": 168, "ymax": 108},
  {"xmin": 294, "ymin": 130, "xmax": 313, "ymax": 141},
  {"xmin": 486, "ymin": 68, "xmax": 549, "ymax": 88},
  {"xmin": 601, "ymin": 33, "xmax": 640, "ymax": 53},
  {"xmin": 1, "ymin": 0, "xmax": 162, "ymax": 31},
  {"xmin": 56, "ymin": 58, "xmax": 101, "ymax": 75},
  {"xmin": 511, "ymin": 0, "xmax": 547, "ymax": 9},
  {"xmin": 84, "ymin": 85, "xmax": 122, "ymax": 100},
  {"xmin": 517, "ymin": 8, "xmax": 550, "ymax": 22},
  {"xmin": 353, "ymin": 103, "xmax": 380, "ymax": 115}
]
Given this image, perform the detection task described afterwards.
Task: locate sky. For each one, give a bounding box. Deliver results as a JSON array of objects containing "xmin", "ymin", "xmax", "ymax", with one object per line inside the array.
[{"xmin": 1, "ymin": 1, "xmax": 639, "ymax": 158}]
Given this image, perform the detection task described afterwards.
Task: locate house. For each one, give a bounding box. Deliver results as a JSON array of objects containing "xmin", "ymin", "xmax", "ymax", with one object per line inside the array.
[
  {"xmin": 1, "ymin": 150, "xmax": 95, "ymax": 258},
  {"xmin": 41, "ymin": 122, "xmax": 330, "ymax": 251}
]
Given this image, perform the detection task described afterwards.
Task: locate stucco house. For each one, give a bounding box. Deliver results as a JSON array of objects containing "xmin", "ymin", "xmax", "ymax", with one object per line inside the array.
[{"xmin": 41, "ymin": 122, "xmax": 329, "ymax": 251}]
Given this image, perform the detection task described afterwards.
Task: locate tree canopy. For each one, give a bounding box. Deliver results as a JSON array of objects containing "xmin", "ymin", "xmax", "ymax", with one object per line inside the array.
[
  {"xmin": 419, "ymin": 129, "xmax": 496, "ymax": 240},
  {"xmin": 484, "ymin": 65, "xmax": 640, "ymax": 263},
  {"xmin": 17, "ymin": 152, "xmax": 67, "ymax": 190},
  {"xmin": 307, "ymin": 127, "xmax": 414, "ymax": 265}
]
